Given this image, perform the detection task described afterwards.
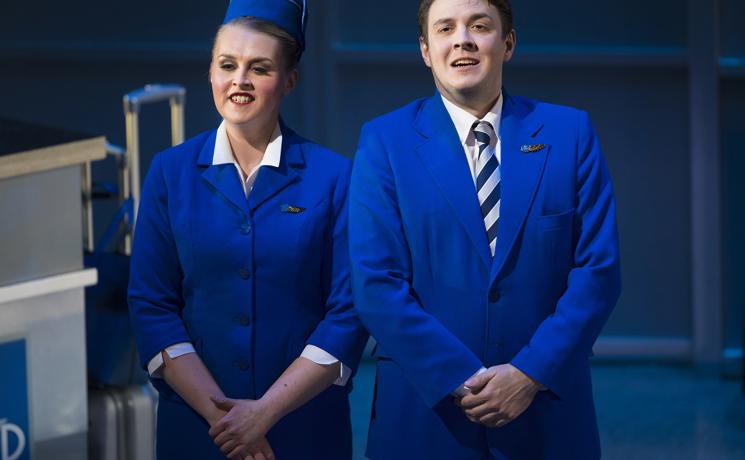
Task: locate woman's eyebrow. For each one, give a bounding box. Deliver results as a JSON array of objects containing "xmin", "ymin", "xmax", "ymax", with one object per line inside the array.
[{"xmin": 217, "ymin": 54, "xmax": 274, "ymax": 65}]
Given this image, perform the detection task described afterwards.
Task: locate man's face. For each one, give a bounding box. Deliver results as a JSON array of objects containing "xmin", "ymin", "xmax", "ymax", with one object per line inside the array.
[{"xmin": 420, "ymin": 0, "xmax": 515, "ymax": 108}]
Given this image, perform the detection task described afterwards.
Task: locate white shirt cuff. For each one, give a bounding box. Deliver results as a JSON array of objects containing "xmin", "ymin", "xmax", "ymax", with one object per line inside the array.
[
  {"xmin": 147, "ymin": 342, "xmax": 196, "ymax": 378},
  {"xmin": 300, "ymin": 344, "xmax": 351, "ymax": 386}
]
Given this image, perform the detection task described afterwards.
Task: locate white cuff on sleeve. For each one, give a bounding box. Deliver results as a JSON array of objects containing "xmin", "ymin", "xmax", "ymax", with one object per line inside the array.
[
  {"xmin": 147, "ymin": 342, "xmax": 196, "ymax": 378},
  {"xmin": 300, "ymin": 344, "xmax": 351, "ymax": 386}
]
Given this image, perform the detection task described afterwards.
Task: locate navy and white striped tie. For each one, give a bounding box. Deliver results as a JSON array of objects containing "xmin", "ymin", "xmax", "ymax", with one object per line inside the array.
[{"xmin": 473, "ymin": 121, "xmax": 500, "ymax": 256}]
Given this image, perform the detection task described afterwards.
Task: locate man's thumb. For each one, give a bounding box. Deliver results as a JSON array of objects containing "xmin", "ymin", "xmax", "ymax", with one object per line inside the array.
[{"xmin": 465, "ymin": 368, "xmax": 490, "ymax": 391}]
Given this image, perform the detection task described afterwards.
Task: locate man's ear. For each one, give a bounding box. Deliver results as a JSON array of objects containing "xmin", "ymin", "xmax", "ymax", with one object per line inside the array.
[
  {"xmin": 503, "ymin": 29, "xmax": 516, "ymax": 62},
  {"xmin": 419, "ymin": 36, "xmax": 432, "ymax": 68}
]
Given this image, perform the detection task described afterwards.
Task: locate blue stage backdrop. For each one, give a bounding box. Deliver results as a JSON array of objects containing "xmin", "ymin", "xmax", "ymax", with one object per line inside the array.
[{"xmin": 0, "ymin": 0, "xmax": 742, "ymax": 365}]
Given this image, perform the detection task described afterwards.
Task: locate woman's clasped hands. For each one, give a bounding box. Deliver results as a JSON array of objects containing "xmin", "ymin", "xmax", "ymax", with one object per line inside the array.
[{"xmin": 208, "ymin": 396, "xmax": 279, "ymax": 460}]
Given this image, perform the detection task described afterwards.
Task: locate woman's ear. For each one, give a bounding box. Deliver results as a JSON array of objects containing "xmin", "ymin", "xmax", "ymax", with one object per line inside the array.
[{"xmin": 285, "ymin": 68, "xmax": 299, "ymax": 94}]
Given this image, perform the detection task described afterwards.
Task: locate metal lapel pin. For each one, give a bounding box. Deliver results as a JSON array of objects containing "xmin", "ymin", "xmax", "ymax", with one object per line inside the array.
[
  {"xmin": 280, "ymin": 204, "xmax": 306, "ymax": 213},
  {"xmin": 520, "ymin": 144, "xmax": 546, "ymax": 153}
]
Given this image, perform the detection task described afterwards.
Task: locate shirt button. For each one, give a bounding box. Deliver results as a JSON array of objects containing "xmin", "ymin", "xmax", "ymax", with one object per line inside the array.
[
  {"xmin": 238, "ymin": 314, "xmax": 250, "ymax": 326},
  {"xmin": 237, "ymin": 360, "xmax": 249, "ymax": 371},
  {"xmin": 240, "ymin": 223, "xmax": 252, "ymax": 235},
  {"xmin": 239, "ymin": 268, "xmax": 251, "ymax": 279},
  {"xmin": 489, "ymin": 290, "xmax": 500, "ymax": 303}
]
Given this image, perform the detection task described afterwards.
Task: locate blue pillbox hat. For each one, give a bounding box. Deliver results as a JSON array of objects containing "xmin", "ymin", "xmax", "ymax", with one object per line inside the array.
[{"xmin": 223, "ymin": 0, "xmax": 307, "ymax": 53}]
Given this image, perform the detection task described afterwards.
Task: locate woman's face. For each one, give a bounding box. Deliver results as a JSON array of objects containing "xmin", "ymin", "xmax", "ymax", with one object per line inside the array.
[{"xmin": 210, "ymin": 24, "xmax": 297, "ymax": 131}]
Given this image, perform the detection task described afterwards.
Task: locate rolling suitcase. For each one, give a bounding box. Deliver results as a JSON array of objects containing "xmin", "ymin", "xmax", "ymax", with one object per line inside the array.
[
  {"xmin": 83, "ymin": 84, "xmax": 186, "ymax": 386},
  {"xmin": 88, "ymin": 384, "xmax": 158, "ymax": 460},
  {"xmin": 85, "ymin": 84, "xmax": 186, "ymax": 459}
]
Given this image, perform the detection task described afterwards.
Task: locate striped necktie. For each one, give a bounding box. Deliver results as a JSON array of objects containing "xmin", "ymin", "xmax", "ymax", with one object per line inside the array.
[{"xmin": 473, "ymin": 121, "xmax": 500, "ymax": 256}]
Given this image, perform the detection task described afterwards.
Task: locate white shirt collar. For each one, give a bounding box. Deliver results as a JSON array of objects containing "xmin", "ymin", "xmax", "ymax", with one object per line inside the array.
[
  {"xmin": 441, "ymin": 94, "xmax": 503, "ymax": 145},
  {"xmin": 212, "ymin": 120, "xmax": 282, "ymax": 196},
  {"xmin": 213, "ymin": 120, "xmax": 282, "ymax": 168}
]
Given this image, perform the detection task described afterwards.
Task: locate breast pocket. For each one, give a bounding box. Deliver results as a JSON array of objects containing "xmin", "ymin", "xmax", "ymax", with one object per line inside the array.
[
  {"xmin": 536, "ymin": 208, "xmax": 575, "ymax": 269},
  {"xmin": 537, "ymin": 208, "xmax": 575, "ymax": 231}
]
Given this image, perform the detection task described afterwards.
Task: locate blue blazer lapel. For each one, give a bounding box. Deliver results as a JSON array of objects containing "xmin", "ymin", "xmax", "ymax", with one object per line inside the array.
[
  {"xmin": 248, "ymin": 127, "xmax": 304, "ymax": 212},
  {"xmin": 490, "ymin": 94, "xmax": 550, "ymax": 283},
  {"xmin": 197, "ymin": 130, "xmax": 250, "ymax": 214},
  {"xmin": 414, "ymin": 95, "xmax": 491, "ymax": 269}
]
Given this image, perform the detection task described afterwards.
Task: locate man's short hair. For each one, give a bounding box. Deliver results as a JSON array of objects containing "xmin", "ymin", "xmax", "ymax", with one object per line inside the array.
[{"xmin": 418, "ymin": 0, "xmax": 513, "ymax": 41}]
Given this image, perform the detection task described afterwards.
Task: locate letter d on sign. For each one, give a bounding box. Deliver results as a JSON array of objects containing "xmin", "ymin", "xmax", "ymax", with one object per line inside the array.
[{"xmin": 0, "ymin": 419, "xmax": 26, "ymax": 460}]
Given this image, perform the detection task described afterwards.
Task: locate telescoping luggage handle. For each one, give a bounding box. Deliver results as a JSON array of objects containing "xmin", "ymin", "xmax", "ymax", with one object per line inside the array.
[
  {"xmin": 121, "ymin": 84, "xmax": 186, "ymax": 254},
  {"xmin": 81, "ymin": 84, "xmax": 186, "ymax": 255}
]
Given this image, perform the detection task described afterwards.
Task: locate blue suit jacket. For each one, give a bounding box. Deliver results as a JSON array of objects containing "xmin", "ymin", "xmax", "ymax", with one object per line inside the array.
[
  {"xmin": 128, "ymin": 125, "xmax": 368, "ymax": 460},
  {"xmin": 349, "ymin": 94, "xmax": 621, "ymax": 460}
]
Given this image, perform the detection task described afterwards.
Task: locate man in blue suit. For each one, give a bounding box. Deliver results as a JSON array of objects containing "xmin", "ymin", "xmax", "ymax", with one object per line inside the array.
[{"xmin": 349, "ymin": 0, "xmax": 621, "ymax": 459}]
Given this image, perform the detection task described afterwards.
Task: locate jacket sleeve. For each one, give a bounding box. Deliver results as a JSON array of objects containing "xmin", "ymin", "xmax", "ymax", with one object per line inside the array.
[
  {"xmin": 128, "ymin": 154, "xmax": 192, "ymax": 372},
  {"xmin": 511, "ymin": 111, "xmax": 622, "ymax": 400},
  {"xmin": 305, "ymin": 159, "xmax": 369, "ymax": 374},
  {"xmin": 349, "ymin": 123, "xmax": 483, "ymax": 408}
]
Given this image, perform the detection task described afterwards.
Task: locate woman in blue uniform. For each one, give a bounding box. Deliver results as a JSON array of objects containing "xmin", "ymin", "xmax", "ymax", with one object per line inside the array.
[{"xmin": 128, "ymin": 1, "xmax": 368, "ymax": 459}]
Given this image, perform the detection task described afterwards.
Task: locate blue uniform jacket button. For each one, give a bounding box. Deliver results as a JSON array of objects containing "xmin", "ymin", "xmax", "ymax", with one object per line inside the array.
[
  {"xmin": 240, "ymin": 223, "xmax": 252, "ymax": 235},
  {"xmin": 239, "ymin": 268, "xmax": 251, "ymax": 279},
  {"xmin": 489, "ymin": 290, "xmax": 500, "ymax": 303}
]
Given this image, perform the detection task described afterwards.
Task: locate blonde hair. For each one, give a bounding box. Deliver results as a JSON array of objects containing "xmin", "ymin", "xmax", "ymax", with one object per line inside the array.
[{"xmin": 212, "ymin": 16, "xmax": 301, "ymax": 71}]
